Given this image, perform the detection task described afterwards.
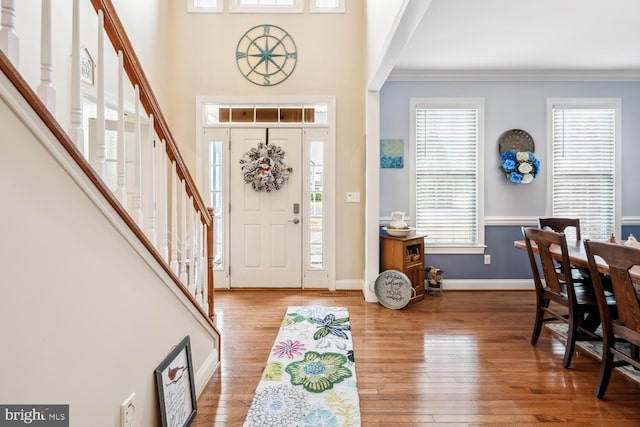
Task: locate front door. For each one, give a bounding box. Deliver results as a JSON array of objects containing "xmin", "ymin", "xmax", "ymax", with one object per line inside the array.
[{"xmin": 229, "ymin": 128, "xmax": 302, "ymax": 288}]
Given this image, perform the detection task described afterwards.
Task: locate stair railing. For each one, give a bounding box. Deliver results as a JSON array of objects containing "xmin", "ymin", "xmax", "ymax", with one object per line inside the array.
[{"xmin": 0, "ymin": 0, "xmax": 215, "ymax": 325}]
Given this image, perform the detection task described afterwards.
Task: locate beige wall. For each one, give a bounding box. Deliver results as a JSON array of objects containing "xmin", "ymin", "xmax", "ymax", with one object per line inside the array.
[
  {"xmin": 112, "ymin": 0, "xmax": 172, "ymax": 115},
  {"xmin": 165, "ymin": 2, "xmax": 366, "ymax": 283},
  {"xmin": 0, "ymin": 75, "xmax": 217, "ymax": 427}
]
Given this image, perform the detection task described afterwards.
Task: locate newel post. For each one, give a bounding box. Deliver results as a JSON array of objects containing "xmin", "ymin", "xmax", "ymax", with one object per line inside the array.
[{"xmin": 207, "ymin": 207, "xmax": 215, "ymax": 319}]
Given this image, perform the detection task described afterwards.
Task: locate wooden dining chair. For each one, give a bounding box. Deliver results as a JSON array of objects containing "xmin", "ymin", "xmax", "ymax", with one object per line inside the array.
[
  {"xmin": 584, "ymin": 240, "xmax": 640, "ymax": 398},
  {"xmin": 538, "ymin": 217, "xmax": 587, "ymax": 283},
  {"xmin": 523, "ymin": 227, "xmax": 607, "ymax": 368},
  {"xmin": 538, "ymin": 217, "xmax": 581, "ymax": 241}
]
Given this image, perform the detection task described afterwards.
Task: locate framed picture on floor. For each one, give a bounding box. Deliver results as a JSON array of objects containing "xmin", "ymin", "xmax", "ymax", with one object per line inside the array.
[{"xmin": 155, "ymin": 335, "xmax": 197, "ymax": 427}]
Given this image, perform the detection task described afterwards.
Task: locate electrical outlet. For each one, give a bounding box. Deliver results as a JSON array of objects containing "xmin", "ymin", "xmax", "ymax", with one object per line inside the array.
[
  {"xmin": 484, "ymin": 254, "xmax": 491, "ymax": 265},
  {"xmin": 346, "ymin": 192, "xmax": 360, "ymax": 203},
  {"xmin": 121, "ymin": 393, "xmax": 136, "ymax": 427}
]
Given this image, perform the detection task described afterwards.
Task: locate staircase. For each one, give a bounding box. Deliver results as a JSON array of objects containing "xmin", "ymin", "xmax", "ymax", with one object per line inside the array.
[{"xmin": 0, "ymin": 1, "xmax": 220, "ymax": 424}]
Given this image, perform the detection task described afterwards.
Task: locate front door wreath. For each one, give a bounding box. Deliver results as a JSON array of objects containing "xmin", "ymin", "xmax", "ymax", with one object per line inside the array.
[{"xmin": 240, "ymin": 142, "xmax": 292, "ymax": 192}]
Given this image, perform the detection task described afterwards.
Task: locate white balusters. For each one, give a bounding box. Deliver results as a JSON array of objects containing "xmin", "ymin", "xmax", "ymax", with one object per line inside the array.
[
  {"xmin": 115, "ymin": 50, "xmax": 127, "ymax": 206},
  {"xmin": 1, "ymin": 2, "xmax": 214, "ymax": 314},
  {"xmin": 157, "ymin": 139, "xmax": 169, "ymax": 262},
  {"xmin": 196, "ymin": 216, "xmax": 205, "ymax": 307},
  {"xmin": 188, "ymin": 197, "xmax": 196, "ymax": 294},
  {"xmin": 170, "ymin": 161, "xmax": 179, "ymax": 275},
  {"xmin": 180, "ymin": 179, "xmax": 188, "ymax": 284},
  {"xmin": 132, "ymin": 85, "xmax": 143, "ymax": 226},
  {"xmin": 68, "ymin": 0, "xmax": 84, "ymax": 155},
  {"xmin": 94, "ymin": 10, "xmax": 107, "ymax": 180},
  {"xmin": 36, "ymin": 0, "xmax": 55, "ymax": 112},
  {"xmin": 146, "ymin": 115, "xmax": 157, "ymax": 247},
  {"xmin": 0, "ymin": 0, "xmax": 19, "ymax": 67}
]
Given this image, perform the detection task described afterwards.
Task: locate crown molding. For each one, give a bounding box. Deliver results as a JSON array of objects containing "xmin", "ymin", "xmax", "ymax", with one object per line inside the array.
[{"xmin": 387, "ymin": 69, "xmax": 640, "ymax": 82}]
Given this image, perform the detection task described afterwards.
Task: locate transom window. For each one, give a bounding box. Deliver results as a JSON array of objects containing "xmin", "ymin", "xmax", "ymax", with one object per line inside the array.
[
  {"xmin": 310, "ymin": 0, "xmax": 345, "ymax": 13},
  {"xmin": 188, "ymin": 0, "xmax": 222, "ymax": 13},
  {"xmin": 188, "ymin": 0, "xmax": 344, "ymax": 13},
  {"xmin": 548, "ymin": 99, "xmax": 620, "ymax": 241},
  {"xmin": 411, "ymin": 98, "xmax": 485, "ymax": 254},
  {"xmin": 230, "ymin": 0, "xmax": 303, "ymax": 13}
]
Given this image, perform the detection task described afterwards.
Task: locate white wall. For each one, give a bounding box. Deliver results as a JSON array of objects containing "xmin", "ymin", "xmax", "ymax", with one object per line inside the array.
[
  {"xmin": 365, "ymin": 0, "xmax": 407, "ymax": 80},
  {"xmin": 0, "ymin": 73, "xmax": 217, "ymax": 427}
]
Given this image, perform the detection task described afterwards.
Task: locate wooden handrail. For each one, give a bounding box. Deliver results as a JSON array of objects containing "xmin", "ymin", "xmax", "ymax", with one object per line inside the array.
[
  {"xmin": 1, "ymin": 50, "xmax": 217, "ymax": 332},
  {"xmin": 89, "ymin": 0, "xmax": 210, "ymax": 227}
]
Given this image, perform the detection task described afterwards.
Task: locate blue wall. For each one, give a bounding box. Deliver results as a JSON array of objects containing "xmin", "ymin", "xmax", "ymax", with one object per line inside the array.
[{"xmin": 380, "ymin": 80, "xmax": 640, "ymax": 279}]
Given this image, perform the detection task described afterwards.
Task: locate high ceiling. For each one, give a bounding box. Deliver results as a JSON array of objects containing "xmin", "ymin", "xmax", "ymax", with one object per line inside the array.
[{"xmin": 389, "ymin": 0, "xmax": 640, "ymax": 79}]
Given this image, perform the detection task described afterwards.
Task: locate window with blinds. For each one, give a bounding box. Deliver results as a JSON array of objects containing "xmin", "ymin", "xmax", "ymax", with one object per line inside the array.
[
  {"xmin": 412, "ymin": 99, "xmax": 484, "ymax": 249},
  {"xmin": 550, "ymin": 100, "xmax": 620, "ymax": 241}
]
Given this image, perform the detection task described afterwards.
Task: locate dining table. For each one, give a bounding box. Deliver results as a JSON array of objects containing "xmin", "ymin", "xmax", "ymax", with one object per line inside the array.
[{"xmin": 514, "ymin": 238, "xmax": 640, "ymax": 282}]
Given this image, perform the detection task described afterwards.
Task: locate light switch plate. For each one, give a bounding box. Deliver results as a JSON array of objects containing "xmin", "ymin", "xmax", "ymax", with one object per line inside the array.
[
  {"xmin": 346, "ymin": 192, "xmax": 360, "ymax": 203},
  {"xmin": 121, "ymin": 393, "xmax": 136, "ymax": 427}
]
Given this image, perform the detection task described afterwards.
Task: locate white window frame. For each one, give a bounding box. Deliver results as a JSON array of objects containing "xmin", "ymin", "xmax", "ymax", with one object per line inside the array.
[
  {"xmin": 410, "ymin": 98, "xmax": 485, "ymax": 255},
  {"xmin": 229, "ymin": 0, "xmax": 303, "ymax": 13},
  {"xmin": 546, "ymin": 98, "xmax": 621, "ymax": 240},
  {"xmin": 187, "ymin": 0, "xmax": 223, "ymax": 13},
  {"xmin": 309, "ymin": 0, "xmax": 345, "ymax": 13}
]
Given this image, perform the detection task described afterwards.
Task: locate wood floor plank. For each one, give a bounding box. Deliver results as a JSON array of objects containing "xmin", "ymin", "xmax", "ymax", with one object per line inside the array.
[{"xmin": 191, "ymin": 289, "xmax": 640, "ymax": 426}]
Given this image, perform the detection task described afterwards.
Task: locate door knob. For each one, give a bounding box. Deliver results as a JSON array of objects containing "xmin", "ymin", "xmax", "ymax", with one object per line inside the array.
[{"xmin": 289, "ymin": 218, "xmax": 300, "ymax": 224}]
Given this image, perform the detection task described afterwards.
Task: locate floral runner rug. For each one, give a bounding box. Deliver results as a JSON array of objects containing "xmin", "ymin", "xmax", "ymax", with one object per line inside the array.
[{"xmin": 244, "ymin": 306, "xmax": 361, "ymax": 427}]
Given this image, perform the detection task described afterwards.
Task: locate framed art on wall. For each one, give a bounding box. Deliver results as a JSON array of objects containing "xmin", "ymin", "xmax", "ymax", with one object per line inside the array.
[
  {"xmin": 380, "ymin": 139, "xmax": 404, "ymax": 168},
  {"xmin": 155, "ymin": 336, "xmax": 197, "ymax": 427}
]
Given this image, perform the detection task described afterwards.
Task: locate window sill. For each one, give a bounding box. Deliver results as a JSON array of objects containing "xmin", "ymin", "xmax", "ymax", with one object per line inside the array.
[{"xmin": 424, "ymin": 245, "xmax": 486, "ymax": 255}]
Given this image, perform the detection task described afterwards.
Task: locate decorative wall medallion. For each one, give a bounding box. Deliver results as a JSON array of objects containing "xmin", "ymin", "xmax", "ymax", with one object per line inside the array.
[
  {"xmin": 80, "ymin": 47, "xmax": 95, "ymax": 86},
  {"xmin": 498, "ymin": 129, "xmax": 541, "ymax": 184},
  {"xmin": 497, "ymin": 129, "xmax": 535, "ymax": 154},
  {"xmin": 236, "ymin": 24, "xmax": 297, "ymax": 87}
]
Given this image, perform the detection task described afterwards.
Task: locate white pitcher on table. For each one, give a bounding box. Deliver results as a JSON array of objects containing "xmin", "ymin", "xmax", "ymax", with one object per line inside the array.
[{"xmin": 389, "ymin": 211, "xmax": 408, "ymax": 229}]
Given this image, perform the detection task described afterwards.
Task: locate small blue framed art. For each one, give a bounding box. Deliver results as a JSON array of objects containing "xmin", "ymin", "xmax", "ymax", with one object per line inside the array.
[{"xmin": 380, "ymin": 139, "xmax": 404, "ymax": 168}]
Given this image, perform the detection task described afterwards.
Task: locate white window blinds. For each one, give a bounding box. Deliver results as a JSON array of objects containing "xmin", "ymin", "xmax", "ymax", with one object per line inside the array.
[
  {"xmin": 415, "ymin": 107, "xmax": 479, "ymax": 244},
  {"xmin": 551, "ymin": 105, "xmax": 617, "ymax": 241}
]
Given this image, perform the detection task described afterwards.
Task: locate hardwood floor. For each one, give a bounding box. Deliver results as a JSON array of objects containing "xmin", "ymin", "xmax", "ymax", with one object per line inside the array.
[{"xmin": 192, "ymin": 289, "xmax": 640, "ymax": 426}]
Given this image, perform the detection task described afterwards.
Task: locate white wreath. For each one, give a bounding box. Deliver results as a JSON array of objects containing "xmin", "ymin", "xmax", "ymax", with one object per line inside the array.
[{"xmin": 240, "ymin": 142, "xmax": 292, "ymax": 192}]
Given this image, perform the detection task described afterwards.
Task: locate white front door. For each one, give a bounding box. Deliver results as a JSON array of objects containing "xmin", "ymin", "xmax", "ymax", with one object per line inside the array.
[{"xmin": 229, "ymin": 128, "xmax": 302, "ymax": 288}]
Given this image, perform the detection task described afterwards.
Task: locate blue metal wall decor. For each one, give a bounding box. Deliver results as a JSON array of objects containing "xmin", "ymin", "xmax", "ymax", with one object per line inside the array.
[{"xmin": 236, "ymin": 24, "xmax": 298, "ymax": 87}]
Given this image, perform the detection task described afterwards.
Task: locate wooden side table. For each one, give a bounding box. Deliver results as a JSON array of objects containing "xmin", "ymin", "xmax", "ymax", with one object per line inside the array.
[{"xmin": 380, "ymin": 234, "xmax": 426, "ymax": 304}]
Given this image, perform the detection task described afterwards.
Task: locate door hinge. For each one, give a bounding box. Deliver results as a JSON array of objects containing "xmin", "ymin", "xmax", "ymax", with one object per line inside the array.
[{"xmin": 228, "ymin": 266, "xmax": 231, "ymax": 276}]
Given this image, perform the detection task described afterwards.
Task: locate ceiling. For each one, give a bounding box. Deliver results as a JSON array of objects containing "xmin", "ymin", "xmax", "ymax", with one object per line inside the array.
[{"xmin": 389, "ymin": 0, "xmax": 640, "ymax": 80}]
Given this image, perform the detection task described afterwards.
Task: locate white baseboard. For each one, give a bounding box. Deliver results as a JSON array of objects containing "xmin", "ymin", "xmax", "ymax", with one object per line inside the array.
[
  {"xmin": 442, "ymin": 279, "xmax": 533, "ymax": 291},
  {"xmin": 195, "ymin": 349, "xmax": 220, "ymax": 397},
  {"xmin": 215, "ymin": 279, "xmax": 532, "ymax": 292},
  {"xmin": 304, "ymin": 280, "xmax": 364, "ymax": 291},
  {"xmin": 334, "ymin": 279, "xmax": 365, "ymax": 290}
]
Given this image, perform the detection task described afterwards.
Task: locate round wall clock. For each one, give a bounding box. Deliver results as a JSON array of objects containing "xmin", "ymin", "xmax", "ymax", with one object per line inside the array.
[{"xmin": 236, "ymin": 24, "xmax": 298, "ymax": 87}]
